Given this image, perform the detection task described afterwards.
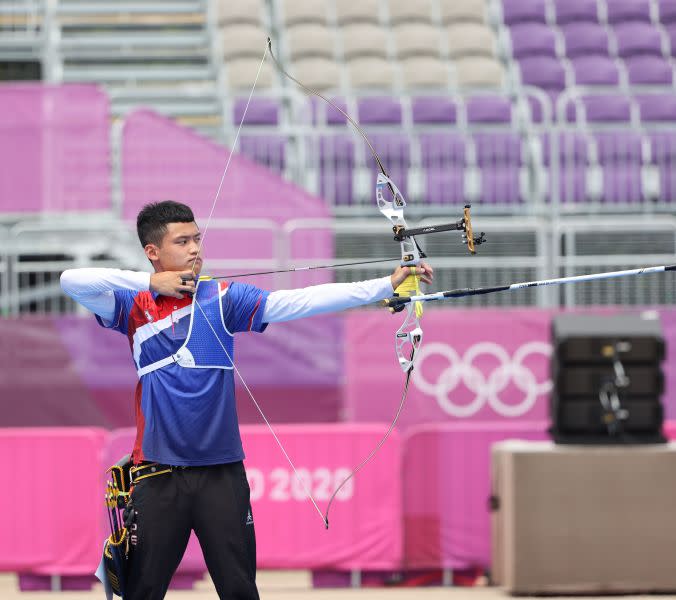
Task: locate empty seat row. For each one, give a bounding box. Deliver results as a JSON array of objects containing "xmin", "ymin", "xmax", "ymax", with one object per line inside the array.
[
  {"xmin": 282, "ymin": 22, "xmax": 497, "ymax": 61},
  {"xmin": 500, "ymin": 0, "xmax": 676, "ymax": 26},
  {"xmin": 506, "ymin": 21, "xmax": 673, "ymax": 60},
  {"xmin": 217, "ymin": 0, "xmax": 487, "ymax": 28},
  {"xmin": 220, "ymin": 55, "xmax": 505, "ymax": 92},
  {"xmin": 517, "ymin": 55, "xmax": 675, "ymax": 94}
]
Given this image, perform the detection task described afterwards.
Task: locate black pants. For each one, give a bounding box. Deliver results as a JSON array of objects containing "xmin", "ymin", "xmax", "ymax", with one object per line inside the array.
[{"xmin": 124, "ymin": 461, "xmax": 259, "ymax": 600}]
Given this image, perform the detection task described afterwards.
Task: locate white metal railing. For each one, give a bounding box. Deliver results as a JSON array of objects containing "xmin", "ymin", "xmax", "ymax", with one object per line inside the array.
[{"xmin": 3, "ymin": 213, "xmax": 675, "ymax": 315}]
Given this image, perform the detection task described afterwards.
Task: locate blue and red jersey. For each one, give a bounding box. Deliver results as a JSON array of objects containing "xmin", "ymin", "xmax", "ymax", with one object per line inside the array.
[{"xmin": 97, "ymin": 281, "xmax": 268, "ymax": 466}]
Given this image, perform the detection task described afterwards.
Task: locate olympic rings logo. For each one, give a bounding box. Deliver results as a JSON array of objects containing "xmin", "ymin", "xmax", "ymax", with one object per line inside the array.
[{"xmin": 412, "ymin": 341, "xmax": 553, "ymax": 418}]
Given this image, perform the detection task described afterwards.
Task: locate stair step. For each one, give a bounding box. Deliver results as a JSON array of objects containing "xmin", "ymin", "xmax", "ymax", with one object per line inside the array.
[
  {"xmin": 59, "ymin": 31, "xmax": 209, "ymax": 49},
  {"xmin": 62, "ymin": 63, "xmax": 214, "ymax": 82},
  {"xmin": 57, "ymin": 1, "xmax": 204, "ymax": 16},
  {"xmin": 111, "ymin": 99, "xmax": 220, "ymax": 117}
]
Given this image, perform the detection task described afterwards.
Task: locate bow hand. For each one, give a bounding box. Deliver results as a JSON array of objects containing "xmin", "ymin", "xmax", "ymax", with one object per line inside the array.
[{"xmin": 390, "ymin": 262, "xmax": 433, "ymax": 291}]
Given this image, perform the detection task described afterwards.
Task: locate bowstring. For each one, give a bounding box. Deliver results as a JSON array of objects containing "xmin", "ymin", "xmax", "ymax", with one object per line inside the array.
[{"xmin": 190, "ymin": 44, "xmax": 268, "ymax": 277}]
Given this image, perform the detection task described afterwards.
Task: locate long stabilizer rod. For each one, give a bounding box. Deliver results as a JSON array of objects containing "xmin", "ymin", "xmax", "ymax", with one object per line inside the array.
[{"xmin": 381, "ymin": 265, "xmax": 676, "ymax": 310}]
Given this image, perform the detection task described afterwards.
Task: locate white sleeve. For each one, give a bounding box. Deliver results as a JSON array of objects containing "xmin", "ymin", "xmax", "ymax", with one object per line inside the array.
[
  {"xmin": 60, "ymin": 268, "xmax": 151, "ymax": 321},
  {"xmin": 262, "ymin": 276, "xmax": 394, "ymax": 323}
]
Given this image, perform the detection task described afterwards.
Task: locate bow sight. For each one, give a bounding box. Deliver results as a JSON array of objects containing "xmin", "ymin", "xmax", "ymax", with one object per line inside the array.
[{"xmin": 391, "ymin": 204, "xmax": 486, "ymax": 256}]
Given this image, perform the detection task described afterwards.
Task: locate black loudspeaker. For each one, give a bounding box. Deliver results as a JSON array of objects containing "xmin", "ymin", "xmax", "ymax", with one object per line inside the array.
[{"xmin": 550, "ymin": 313, "xmax": 666, "ymax": 444}]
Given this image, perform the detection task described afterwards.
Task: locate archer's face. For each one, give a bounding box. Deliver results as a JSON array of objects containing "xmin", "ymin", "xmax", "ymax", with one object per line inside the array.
[{"xmin": 145, "ymin": 221, "xmax": 203, "ymax": 275}]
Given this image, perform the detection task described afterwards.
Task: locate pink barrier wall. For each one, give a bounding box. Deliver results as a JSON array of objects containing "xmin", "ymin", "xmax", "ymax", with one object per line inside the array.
[
  {"xmin": 346, "ymin": 309, "xmax": 553, "ymax": 427},
  {"xmin": 4, "ymin": 419, "xmax": 674, "ymax": 579},
  {"xmin": 403, "ymin": 422, "xmax": 548, "ymax": 570},
  {"xmin": 345, "ymin": 308, "xmax": 676, "ymax": 427},
  {"xmin": 1, "ymin": 425, "xmax": 402, "ymax": 578},
  {"xmin": 0, "ymin": 84, "xmax": 110, "ymax": 214},
  {"xmin": 106, "ymin": 425, "xmax": 403, "ymax": 572},
  {"xmin": 242, "ymin": 424, "xmax": 402, "ymax": 570},
  {"xmin": 0, "ymin": 428, "xmax": 106, "ymax": 574}
]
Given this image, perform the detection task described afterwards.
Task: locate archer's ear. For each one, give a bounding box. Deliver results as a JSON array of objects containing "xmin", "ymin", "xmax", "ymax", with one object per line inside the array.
[{"xmin": 144, "ymin": 244, "xmax": 160, "ymax": 262}]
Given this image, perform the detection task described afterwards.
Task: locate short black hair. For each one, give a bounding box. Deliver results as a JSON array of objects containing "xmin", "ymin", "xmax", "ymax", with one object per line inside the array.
[{"xmin": 136, "ymin": 201, "xmax": 195, "ymax": 247}]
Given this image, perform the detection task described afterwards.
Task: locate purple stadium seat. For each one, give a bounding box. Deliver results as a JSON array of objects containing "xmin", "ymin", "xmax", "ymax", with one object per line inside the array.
[
  {"xmin": 425, "ymin": 168, "xmax": 466, "ymax": 204},
  {"xmin": 561, "ymin": 22, "xmax": 610, "ymax": 57},
  {"xmin": 543, "ymin": 132, "xmax": 589, "ymax": 165},
  {"xmin": 566, "ymin": 95, "xmax": 632, "ymax": 123},
  {"xmin": 594, "ymin": 131, "xmax": 643, "ymax": 162},
  {"xmin": 234, "ymin": 98, "xmax": 279, "ymax": 125},
  {"xmin": 526, "ymin": 91, "xmax": 558, "ymax": 123},
  {"xmin": 650, "ymin": 132, "xmax": 676, "ymax": 202},
  {"xmin": 509, "ymin": 23, "xmax": 558, "ymax": 58},
  {"xmin": 474, "ymin": 132, "xmax": 521, "ymax": 165},
  {"xmin": 614, "ymin": 23, "xmax": 664, "ymax": 57},
  {"xmin": 665, "ymin": 24, "xmax": 676, "ymax": 56},
  {"xmin": 626, "ymin": 56, "xmax": 673, "ymax": 85},
  {"xmin": 552, "ymin": 0, "xmax": 599, "ymax": 24},
  {"xmin": 234, "ymin": 99, "xmax": 284, "ymax": 172},
  {"xmin": 605, "ymin": 0, "xmax": 652, "ymax": 24},
  {"xmin": 636, "ymin": 93, "xmax": 676, "ymax": 121},
  {"xmin": 601, "ymin": 166, "xmax": 644, "ymax": 202},
  {"xmin": 309, "ymin": 97, "xmax": 349, "ymax": 126},
  {"xmin": 420, "ymin": 133, "xmax": 466, "ymax": 204},
  {"xmin": 466, "ymin": 96, "xmax": 512, "ymax": 124},
  {"xmin": 501, "ymin": 0, "xmax": 546, "ymax": 25},
  {"xmin": 481, "ymin": 167, "xmax": 524, "ymax": 204},
  {"xmin": 239, "ymin": 136, "xmax": 286, "ymax": 172},
  {"xmin": 570, "ymin": 55, "xmax": 620, "ymax": 85},
  {"xmin": 358, "ymin": 97, "xmax": 402, "ymax": 124},
  {"xmin": 594, "ymin": 131, "xmax": 645, "ymax": 203},
  {"xmin": 319, "ymin": 134, "xmax": 354, "ymax": 205},
  {"xmin": 658, "ymin": 0, "xmax": 676, "ymax": 23},
  {"xmin": 543, "ymin": 132, "xmax": 590, "ymax": 204},
  {"xmin": 420, "ymin": 133, "xmax": 466, "ymax": 167},
  {"xmin": 548, "ymin": 131, "xmax": 645, "ymax": 206},
  {"xmin": 474, "ymin": 131, "xmax": 524, "ymax": 204},
  {"xmin": 518, "ymin": 56, "xmax": 567, "ymax": 93},
  {"xmin": 368, "ymin": 133, "xmax": 410, "ymax": 197},
  {"xmin": 411, "ymin": 97, "xmax": 458, "ymax": 124}
]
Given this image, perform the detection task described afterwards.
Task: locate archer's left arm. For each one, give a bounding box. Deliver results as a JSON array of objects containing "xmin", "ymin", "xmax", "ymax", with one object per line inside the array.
[{"xmin": 263, "ymin": 262, "xmax": 433, "ymax": 324}]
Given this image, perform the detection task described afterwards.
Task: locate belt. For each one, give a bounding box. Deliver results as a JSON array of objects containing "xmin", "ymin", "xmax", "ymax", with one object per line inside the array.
[{"xmin": 129, "ymin": 462, "xmax": 173, "ymax": 484}]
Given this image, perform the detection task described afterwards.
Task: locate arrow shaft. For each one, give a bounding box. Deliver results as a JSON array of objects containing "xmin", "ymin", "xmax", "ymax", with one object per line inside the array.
[{"xmin": 383, "ymin": 264, "xmax": 676, "ymax": 307}]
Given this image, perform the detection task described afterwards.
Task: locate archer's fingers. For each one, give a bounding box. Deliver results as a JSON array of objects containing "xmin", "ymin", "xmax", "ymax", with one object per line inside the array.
[
  {"xmin": 415, "ymin": 264, "xmax": 433, "ymax": 284},
  {"xmin": 418, "ymin": 261, "xmax": 434, "ymax": 276}
]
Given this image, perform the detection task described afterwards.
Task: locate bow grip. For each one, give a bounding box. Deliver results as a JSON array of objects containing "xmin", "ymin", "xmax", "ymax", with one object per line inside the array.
[{"xmin": 392, "ymin": 267, "xmax": 423, "ymax": 318}]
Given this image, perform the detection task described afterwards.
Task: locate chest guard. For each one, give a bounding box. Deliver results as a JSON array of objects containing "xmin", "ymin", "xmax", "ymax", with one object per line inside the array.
[{"xmin": 136, "ymin": 279, "xmax": 234, "ymax": 378}]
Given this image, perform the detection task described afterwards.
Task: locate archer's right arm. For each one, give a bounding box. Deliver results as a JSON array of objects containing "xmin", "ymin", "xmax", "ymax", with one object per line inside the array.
[
  {"xmin": 60, "ymin": 268, "xmax": 197, "ymax": 321},
  {"xmin": 60, "ymin": 268, "xmax": 152, "ymax": 322}
]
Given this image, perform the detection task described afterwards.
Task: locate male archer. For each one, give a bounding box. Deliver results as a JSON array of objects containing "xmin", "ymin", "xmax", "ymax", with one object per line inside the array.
[{"xmin": 60, "ymin": 200, "xmax": 432, "ymax": 600}]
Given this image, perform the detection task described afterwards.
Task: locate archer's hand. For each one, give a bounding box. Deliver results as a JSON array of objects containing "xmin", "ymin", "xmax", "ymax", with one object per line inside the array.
[
  {"xmin": 390, "ymin": 261, "xmax": 433, "ymax": 291},
  {"xmin": 150, "ymin": 271, "xmax": 196, "ymax": 299}
]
